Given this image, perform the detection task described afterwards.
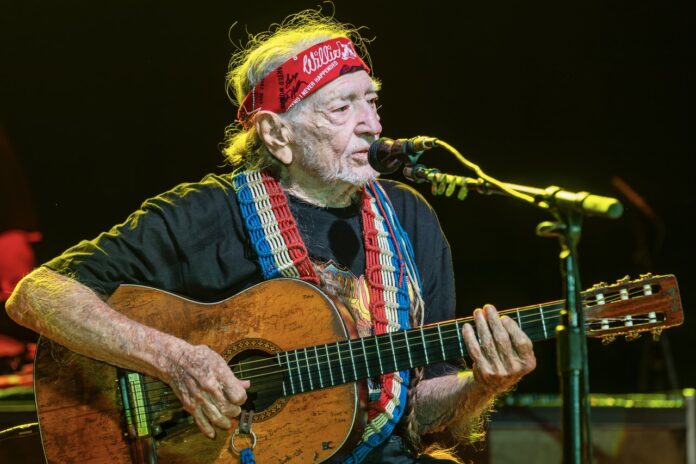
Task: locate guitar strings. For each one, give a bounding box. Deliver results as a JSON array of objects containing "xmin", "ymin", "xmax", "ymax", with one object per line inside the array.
[
  {"xmin": 136, "ymin": 311, "xmax": 657, "ymax": 411},
  {"xmin": 134, "ymin": 283, "xmax": 645, "ymax": 389},
  {"xmin": 134, "ymin": 322, "xmax": 662, "ymax": 419},
  {"xmin": 202, "ymin": 284, "xmax": 654, "ymax": 376},
  {"xmin": 150, "ymin": 308, "xmax": 659, "ymax": 397},
  {"xmin": 35, "ymin": 284, "xmax": 663, "ymax": 426},
  {"xmin": 137, "ymin": 305, "xmax": 561, "ymax": 391},
  {"xmin": 246, "ymin": 284, "xmax": 647, "ymax": 379},
  {"xmin": 125, "ymin": 286, "xmax": 659, "ymax": 419},
  {"xmin": 129, "ymin": 312, "xmax": 662, "ymax": 423},
  {"xmin": 140, "ymin": 283, "xmax": 652, "ymax": 383},
  {"xmin": 48, "ymin": 310, "xmax": 638, "ymax": 427},
  {"xmin": 40, "ymin": 308, "xmax": 652, "ymax": 428},
  {"xmin": 135, "ymin": 285, "xmax": 655, "ymax": 410},
  {"xmin": 131, "ymin": 317, "xmax": 559, "ymax": 410},
  {"xmin": 122, "ymin": 318, "xmax": 594, "ymax": 420}
]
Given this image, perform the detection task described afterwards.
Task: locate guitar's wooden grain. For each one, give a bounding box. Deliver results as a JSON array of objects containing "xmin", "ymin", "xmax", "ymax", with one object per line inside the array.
[
  {"xmin": 35, "ymin": 279, "xmax": 365, "ymax": 464},
  {"xmin": 34, "ymin": 274, "xmax": 683, "ymax": 463}
]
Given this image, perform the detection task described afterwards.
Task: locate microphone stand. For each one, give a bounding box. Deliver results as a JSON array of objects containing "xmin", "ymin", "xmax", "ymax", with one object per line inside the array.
[{"xmin": 404, "ymin": 163, "xmax": 624, "ymax": 464}]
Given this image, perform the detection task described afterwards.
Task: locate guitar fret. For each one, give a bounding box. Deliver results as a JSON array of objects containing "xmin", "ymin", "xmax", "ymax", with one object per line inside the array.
[
  {"xmin": 336, "ymin": 342, "xmax": 346, "ymax": 384},
  {"xmin": 516, "ymin": 309, "xmax": 522, "ymax": 329},
  {"xmin": 294, "ymin": 350, "xmax": 305, "ymax": 392},
  {"xmin": 388, "ymin": 332, "xmax": 398, "ymax": 371},
  {"xmin": 313, "ymin": 346, "xmax": 323, "ymax": 388},
  {"xmin": 360, "ymin": 337, "xmax": 370, "ymax": 378},
  {"xmin": 436, "ymin": 324, "xmax": 446, "ymax": 360},
  {"xmin": 374, "ymin": 335, "xmax": 384, "ymax": 374},
  {"xmin": 348, "ymin": 340, "xmax": 358, "ymax": 380},
  {"xmin": 404, "ymin": 331, "xmax": 413, "ymax": 368},
  {"xmin": 303, "ymin": 348, "xmax": 314, "ymax": 391},
  {"xmin": 420, "ymin": 327, "xmax": 430, "ymax": 365},
  {"xmin": 285, "ymin": 351, "xmax": 295, "ymax": 395},
  {"xmin": 277, "ymin": 352, "xmax": 287, "ymax": 396},
  {"xmin": 324, "ymin": 344, "xmax": 335, "ymax": 386},
  {"xmin": 455, "ymin": 320, "xmax": 464, "ymax": 357},
  {"xmin": 539, "ymin": 305, "xmax": 548, "ymax": 339}
]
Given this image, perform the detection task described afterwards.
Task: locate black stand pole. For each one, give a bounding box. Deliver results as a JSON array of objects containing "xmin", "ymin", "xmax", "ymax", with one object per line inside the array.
[{"xmin": 538, "ymin": 211, "xmax": 593, "ymax": 463}]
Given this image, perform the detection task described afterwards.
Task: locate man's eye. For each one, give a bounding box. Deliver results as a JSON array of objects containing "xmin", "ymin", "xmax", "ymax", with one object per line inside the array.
[{"xmin": 333, "ymin": 105, "xmax": 350, "ymax": 113}]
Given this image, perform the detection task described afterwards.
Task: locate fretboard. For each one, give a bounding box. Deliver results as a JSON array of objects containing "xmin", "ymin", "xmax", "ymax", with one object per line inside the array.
[{"xmin": 270, "ymin": 300, "xmax": 566, "ymax": 396}]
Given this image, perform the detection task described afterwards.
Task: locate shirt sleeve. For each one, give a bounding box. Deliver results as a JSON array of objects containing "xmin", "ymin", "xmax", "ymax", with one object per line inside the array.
[{"xmin": 42, "ymin": 175, "xmax": 252, "ymax": 299}]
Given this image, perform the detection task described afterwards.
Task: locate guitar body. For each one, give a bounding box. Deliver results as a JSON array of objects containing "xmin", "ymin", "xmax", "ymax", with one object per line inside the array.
[
  {"xmin": 34, "ymin": 273, "xmax": 684, "ymax": 463},
  {"xmin": 34, "ymin": 279, "xmax": 366, "ymax": 463}
]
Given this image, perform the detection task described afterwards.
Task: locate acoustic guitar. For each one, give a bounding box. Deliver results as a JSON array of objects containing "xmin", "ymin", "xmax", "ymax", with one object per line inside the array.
[{"xmin": 34, "ymin": 274, "xmax": 683, "ymax": 463}]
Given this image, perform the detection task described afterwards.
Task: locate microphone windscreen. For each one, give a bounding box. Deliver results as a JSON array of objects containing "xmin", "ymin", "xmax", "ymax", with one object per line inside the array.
[{"xmin": 368, "ymin": 138, "xmax": 403, "ymax": 174}]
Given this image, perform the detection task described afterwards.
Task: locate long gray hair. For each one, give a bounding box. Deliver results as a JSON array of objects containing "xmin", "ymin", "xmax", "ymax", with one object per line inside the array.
[{"xmin": 222, "ymin": 9, "xmax": 371, "ymax": 171}]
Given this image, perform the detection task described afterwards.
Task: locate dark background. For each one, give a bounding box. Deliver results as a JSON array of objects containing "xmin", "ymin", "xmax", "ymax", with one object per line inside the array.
[{"xmin": 1, "ymin": 0, "xmax": 693, "ymax": 395}]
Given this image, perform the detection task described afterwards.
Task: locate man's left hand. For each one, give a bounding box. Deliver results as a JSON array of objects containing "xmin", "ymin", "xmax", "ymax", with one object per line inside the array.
[{"xmin": 461, "ymin": 304, "xmax": 536, "ymax": 395}]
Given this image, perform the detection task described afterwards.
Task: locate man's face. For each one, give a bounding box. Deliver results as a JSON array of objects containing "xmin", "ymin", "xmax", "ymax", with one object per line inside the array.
[{"xmin": 287, "ymin": 71, "xmax": 382, "ymax": 186}]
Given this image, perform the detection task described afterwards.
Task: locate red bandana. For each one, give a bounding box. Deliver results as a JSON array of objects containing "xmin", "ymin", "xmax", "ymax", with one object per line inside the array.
[{"xmin": 236, "ymin": 37, "xmax": 370, "ymax": 128}]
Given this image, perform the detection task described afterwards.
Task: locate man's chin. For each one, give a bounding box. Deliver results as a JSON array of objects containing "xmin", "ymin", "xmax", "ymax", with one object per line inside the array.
[{"xmin": 337, "ymin": 167, "xmax": 379, "ymax": 186}]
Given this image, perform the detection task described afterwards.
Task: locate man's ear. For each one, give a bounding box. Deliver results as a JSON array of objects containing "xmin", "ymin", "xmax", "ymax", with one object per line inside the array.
[{"xmin": 255, "ymin": 111, "xmax": 294, "ymax": 165}]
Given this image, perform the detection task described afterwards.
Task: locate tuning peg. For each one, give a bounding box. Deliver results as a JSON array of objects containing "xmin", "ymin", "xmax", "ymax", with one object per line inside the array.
[
  {"xmin": 651, "ymin": 328, "xmax": 663, "ymax": 342},
  {"xmin": 601, "ymin": 335, "xmax": 616, "ymax": 345},
  {"xmin": 625, "ymin": 332, "xmax": 642, "ymax": 341},
  {"xmin": 617, "ymin": 275, "xmax": 631, "ymax": 284},
  {"xmin": 590, "ymin": 282, "xmax": 608, "ymax": 291},
  {"xmin": 639, "ymin": 272, "xmax": 654, "ymax": 280}
]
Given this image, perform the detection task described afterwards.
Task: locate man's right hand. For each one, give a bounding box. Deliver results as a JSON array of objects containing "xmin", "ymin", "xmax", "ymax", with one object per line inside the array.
[
  {"xmin": 163, "ymin": 343, "xmax": 250, "ymax": 439},
  {"xmin": 7, "ymin": 267, "xmax": 251, "ymax": 439}
]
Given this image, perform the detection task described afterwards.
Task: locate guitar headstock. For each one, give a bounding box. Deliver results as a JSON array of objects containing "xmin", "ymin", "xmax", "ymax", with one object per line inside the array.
[{"xmin": 582, "ymin": 274, "xmax": 683, "ymax": 344}]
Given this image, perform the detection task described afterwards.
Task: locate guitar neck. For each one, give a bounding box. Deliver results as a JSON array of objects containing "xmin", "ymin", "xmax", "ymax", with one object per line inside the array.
[
  {"xmin": 271, "ymin": 300, "xmax": 565, "ymax": 396},
  {"xmin": 234, "ymin": 274, "xmax": 681, "ymax": 397}
]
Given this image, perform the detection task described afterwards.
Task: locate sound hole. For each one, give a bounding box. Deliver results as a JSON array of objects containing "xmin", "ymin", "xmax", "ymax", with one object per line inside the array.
[{"xmin": 229, "ymin": 349, "xmax": 285, "ymax": 414}]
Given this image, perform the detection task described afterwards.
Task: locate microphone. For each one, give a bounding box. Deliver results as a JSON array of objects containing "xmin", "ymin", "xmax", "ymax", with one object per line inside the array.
[{"xmin": 368, "ymin": 136, "xmax": 438, "ymax": 174}]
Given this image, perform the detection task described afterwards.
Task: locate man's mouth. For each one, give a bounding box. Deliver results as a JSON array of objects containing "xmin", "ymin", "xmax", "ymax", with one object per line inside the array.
[{"xmin": 351, "ymin": 150, "xmax": 369, "ymax": 163}]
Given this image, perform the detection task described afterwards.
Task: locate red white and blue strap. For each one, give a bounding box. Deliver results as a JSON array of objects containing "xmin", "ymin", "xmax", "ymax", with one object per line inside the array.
[
  {"xmin": 232, "ymin": 171, "xmax": 423, "ymax": 463},
  {"xmin": 232, "ymin": 169, "xmax": 319, "ymax": 285},
  {"xmin": 345, "ymin": 182, "xmax": 421, "ymax": 463}
]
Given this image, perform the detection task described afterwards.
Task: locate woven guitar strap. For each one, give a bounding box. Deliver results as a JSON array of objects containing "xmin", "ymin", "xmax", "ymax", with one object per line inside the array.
[{"xmin": 232, "ymin": 169, "xmax": 424, "ymax": 462}]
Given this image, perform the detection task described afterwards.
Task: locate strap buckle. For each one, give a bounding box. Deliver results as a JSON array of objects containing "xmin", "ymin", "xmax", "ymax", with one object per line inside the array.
[{"xmin": 229, "ymin": 410, "xmax": 257, "ymax": 454}]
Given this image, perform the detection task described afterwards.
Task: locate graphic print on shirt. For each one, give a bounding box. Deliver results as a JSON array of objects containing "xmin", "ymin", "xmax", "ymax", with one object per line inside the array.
[{"xmin": 313, "ymin": 259, "xmax": 416, "ymax": 404}]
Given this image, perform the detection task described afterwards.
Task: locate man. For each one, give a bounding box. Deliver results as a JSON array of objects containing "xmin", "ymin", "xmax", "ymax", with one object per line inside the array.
[{"xmin": 6, "ymin": 11, "xmax": 536, "ymax": 463}]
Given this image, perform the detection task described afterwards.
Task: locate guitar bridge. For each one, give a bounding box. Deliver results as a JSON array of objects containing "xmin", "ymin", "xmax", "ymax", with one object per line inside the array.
[
  {"xmin": 118, "ymin": 370, "xmax": 158, "ymax": 463},
  {"xmin": 119, "ymin": 371, "xmax": 151, "ymax": 438}
]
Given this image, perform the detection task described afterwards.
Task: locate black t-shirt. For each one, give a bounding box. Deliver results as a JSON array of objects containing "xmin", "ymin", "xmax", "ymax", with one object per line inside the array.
[
  {"xmin": 44, "ymin": 174, "xmax": 455, "ymax": 330},
  {"xmin": 43, "ymin": 173, "xmax": 458, "ymax": 460}
]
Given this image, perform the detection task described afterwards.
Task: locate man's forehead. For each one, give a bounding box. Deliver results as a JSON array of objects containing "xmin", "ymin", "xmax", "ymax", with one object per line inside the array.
[{"xmin": 312, "ymin": 72, "xmax": 380, "ymax": 102}]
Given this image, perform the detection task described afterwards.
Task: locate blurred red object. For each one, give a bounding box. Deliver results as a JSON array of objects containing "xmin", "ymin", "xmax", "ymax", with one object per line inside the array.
[
  {"xmin": 0, "ymin": 334, "xmax": 23, "ymax": 357},
  {"xmin": 0, "ymin": 229, "xmax": 41, "ymax": 302},
  {"xmin": 0, "ymin": 337, "xmax": 34, "ymax": 387},
  {"xmin": 0, "ymin": 363, "xmax": 33, "ymax": 388}
]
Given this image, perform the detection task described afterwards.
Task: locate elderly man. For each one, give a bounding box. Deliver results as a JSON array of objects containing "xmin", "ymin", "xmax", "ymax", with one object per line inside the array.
[{"xmin": 6, "ymin": 11, "xmax": 535, "ymax": 463}]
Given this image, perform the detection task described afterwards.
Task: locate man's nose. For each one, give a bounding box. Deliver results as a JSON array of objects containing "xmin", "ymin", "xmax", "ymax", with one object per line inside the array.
[{"xmin": 357, "ymin": 103, "xmax": 382, "ymax": 136}]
